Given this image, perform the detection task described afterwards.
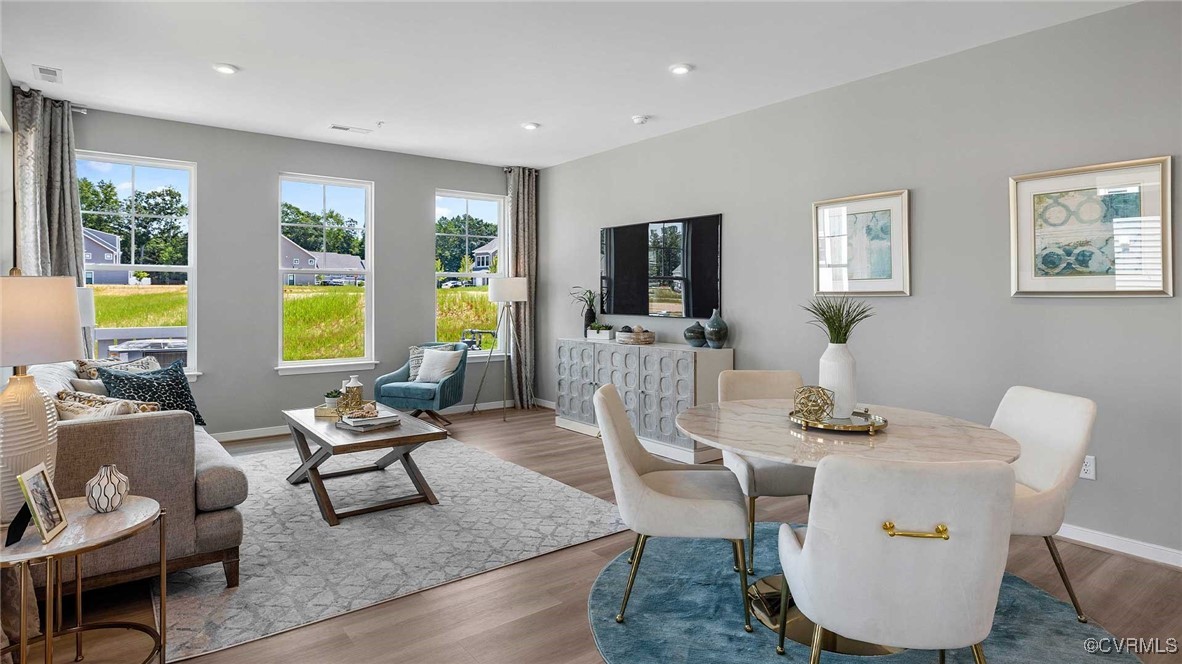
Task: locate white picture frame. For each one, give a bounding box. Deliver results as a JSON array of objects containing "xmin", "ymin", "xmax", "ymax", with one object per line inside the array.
[
  {"xmin": 813, "ymin": 189, "xmax": 910, "ymax": 296},
  {"xmin": 1010, "ymin": 156, "xmax": 1172, "ymax": 297}
]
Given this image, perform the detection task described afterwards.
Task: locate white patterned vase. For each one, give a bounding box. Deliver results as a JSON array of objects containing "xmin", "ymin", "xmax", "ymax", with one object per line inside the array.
[
  {"xmin": 85, "ymin": 464, "xmax": 130, "ymax": 513},
  {"xmin": 818, "ymin": 343, "xmax": 857, "ymax": 420}
]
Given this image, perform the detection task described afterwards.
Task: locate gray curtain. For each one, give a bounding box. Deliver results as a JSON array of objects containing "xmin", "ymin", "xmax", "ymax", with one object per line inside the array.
[
  {"xmin": 507, "ymin": 167, "xmax": 538, "ymax": 409},
  {"xmin": 14, "ymin": 88, "xmax": 84, "ymax": 281}
]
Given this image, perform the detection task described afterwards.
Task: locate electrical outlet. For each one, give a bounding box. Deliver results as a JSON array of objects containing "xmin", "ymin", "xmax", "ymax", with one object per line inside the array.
[{"xmin": 1079, "ymin": 455, "xmax": 1096, "ymax": 480}]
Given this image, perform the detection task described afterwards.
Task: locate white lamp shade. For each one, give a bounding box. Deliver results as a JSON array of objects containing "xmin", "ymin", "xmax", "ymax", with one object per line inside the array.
[
  {"xmin": 0, "ymin": 276, "xmax": 85, "ymax": 366},
  {"xmin": 77, "ymin": 286, "xmax": 97, "ymax": 328},
  {"xmin": 488, "ymin": 277, "xmax": 528, "ymax": 303}
]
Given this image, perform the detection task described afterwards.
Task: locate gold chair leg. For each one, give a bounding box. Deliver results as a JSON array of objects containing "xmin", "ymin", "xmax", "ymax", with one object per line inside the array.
[
  {"xmin": 733, "ymin": 540, "xmax": 754, "ymax": 632},
  {"xmin": 809, "ymin": 624, "xmax": 824, "ymax": 664},
  {"xmin": 732, "ymin": 535, "xmax": 742, "ymax": 573},
  {"xmin": 1044, "ymin": 536, "xmax": 1087, "ymax": 623},
  {"xmin": 776, "ymin": 574, "xmax": 790, "ymax": 655},
  {"xmin": 970, "ymin": 643, "xmax": 987, "ymax": 664},
  {"xmin": 746, "ymin": 496, "xmax": 757, "ymax": 574},
  {"xmin": 626, "ymin": 533, "xmax": 641, "ymax": 565},
  {"xmin": 616, "ymin": 534, "xmax": 648, "ymax": 623}
]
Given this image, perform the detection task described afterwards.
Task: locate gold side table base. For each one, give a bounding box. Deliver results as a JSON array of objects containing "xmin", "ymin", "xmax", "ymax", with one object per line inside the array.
[{"xmin": 747, "ymin": 575, "xmax": 904, "ymax": 657}]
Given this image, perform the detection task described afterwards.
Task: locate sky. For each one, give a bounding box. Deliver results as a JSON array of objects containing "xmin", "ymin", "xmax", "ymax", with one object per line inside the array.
[{"xmin": 77, "ymin": 158, "xmax": 190, "ymax": 207}]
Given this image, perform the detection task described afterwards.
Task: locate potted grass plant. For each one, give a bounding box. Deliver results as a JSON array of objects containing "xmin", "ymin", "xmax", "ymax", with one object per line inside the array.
[
  {"xmin": 569, "ymin": 287, "xmax": 599, "ymax": 335},
  {"xmin": 324, "ymin": 389, "xmax": 342, "ymax": 409},
  {"xmin": 802, "ymin": 296, "xmax": 874, "ymax": 419},
  {"xmin": 587, "ymin": 322, "xmax": 614, "ymax": 341}
]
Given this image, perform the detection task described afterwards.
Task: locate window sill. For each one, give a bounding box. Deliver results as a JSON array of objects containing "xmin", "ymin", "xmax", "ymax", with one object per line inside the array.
[
  {"xmin": 185, "ymin": 370, "xmax": 202, "ymax": 384},
  {"xmin": 467, "ymin": 351, "xmax": 507, "ymax": 364},
  {"xmin": 275, "ymin": 360, "xmax": 380, "ymax": 376}
]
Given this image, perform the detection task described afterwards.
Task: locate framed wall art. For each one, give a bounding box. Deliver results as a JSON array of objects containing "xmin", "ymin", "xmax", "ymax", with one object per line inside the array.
[
  {"xmin": 813, "ymin": 189, "xmax": 910, "ymax": 296},
  {"xmin": 1010, "ymin": 156, "xmax": 1172, "ymax": 297}
]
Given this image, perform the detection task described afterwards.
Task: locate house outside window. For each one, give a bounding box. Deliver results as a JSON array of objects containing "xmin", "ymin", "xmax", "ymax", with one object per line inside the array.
[
  {"xmin": 434, "ymin": 190, "xmax": 506, "ymax": 352},
  {"xmin": 77, "ymin": 151, "xmax": 196, "ymax": 370},
  {"xmin": 278, "ymin": 173, "xmax": 374, "ymax": 370}
]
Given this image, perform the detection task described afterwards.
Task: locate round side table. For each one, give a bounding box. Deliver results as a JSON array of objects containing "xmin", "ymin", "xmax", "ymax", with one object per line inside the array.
[{"xmin": 1, "ymin": 496, "xmax": 166, "ymax": 664}]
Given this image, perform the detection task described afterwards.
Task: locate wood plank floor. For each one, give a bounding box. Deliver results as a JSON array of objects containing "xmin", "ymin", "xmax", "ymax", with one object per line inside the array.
[{"xmin": 21, "ymin": 407, "xmax": 1182, "ymax": 663}]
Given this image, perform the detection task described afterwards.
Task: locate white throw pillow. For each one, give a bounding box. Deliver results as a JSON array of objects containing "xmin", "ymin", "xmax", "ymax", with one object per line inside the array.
[
  {"xmin": 415, "ymin": 349, "xmax": 463, "ymax": 383},
  {"xmin": 70, "ymin": 378, "xmax": 109, "ymax": 395}
]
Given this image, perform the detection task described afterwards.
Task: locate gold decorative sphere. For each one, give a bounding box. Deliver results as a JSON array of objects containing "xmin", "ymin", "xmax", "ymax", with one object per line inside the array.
[{"xmin": 794, "ymin": 386, "xmax": 835, "ymax": 422}]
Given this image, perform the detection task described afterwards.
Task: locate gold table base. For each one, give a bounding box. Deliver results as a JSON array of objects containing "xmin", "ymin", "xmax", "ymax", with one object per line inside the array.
[{"xmin": 747, "ymin": 575, "xmax": 904, "ymax": 657}]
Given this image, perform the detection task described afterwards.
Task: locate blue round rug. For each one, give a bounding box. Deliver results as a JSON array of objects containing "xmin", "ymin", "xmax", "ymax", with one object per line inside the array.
[{"xmin": 589, "ymin": 523, "xmax": 1135, "ymax": 663}]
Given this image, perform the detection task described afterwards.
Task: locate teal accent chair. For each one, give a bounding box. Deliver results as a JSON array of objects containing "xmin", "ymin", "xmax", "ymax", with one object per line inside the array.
[{"xmin": 374, "ymin": 342, "xmax": 469, "ymax": 426}]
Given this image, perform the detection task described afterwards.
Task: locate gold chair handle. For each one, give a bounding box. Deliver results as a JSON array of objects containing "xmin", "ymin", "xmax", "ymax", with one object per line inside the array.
[{"xmin": 882, "ymin": 521, "xmax": 949, "ymax": 540}]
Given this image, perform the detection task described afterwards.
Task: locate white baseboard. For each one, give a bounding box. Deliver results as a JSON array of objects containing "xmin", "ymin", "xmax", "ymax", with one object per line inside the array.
[
  {"xmin": 1056, "ymin": 523, "xmax": 1182, "ymax": 568},
  {"xmin": 554, "ymin": 416, "xmax": 720, "ymax": 463},
  {"xmin": 533, "ymin": 398, "xmax": 556, "ymax": 409},
  {"xmin": 213, "ymin": 425, "xmax": 289, "ymax": 443},
  {"xmin": 440, "ymin": 400, "xmax": 509, "ymax": 415}
]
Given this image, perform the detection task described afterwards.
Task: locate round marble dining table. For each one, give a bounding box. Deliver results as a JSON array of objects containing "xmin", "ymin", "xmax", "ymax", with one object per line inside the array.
[{"xmin": 675, "ymin": 399, "xmax": 1021, "ymax": 467}]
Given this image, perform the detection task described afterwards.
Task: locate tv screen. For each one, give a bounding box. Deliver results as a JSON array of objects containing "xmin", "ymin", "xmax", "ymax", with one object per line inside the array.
[{"xmin": 600, "ymin": 214, "xmax": 721, "ymax": 318}]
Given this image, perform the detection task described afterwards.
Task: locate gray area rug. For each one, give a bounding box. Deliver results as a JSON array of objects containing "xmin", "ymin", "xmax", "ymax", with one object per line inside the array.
[{"xmin": 155, "ymin": 438, "xmax": 624, "ymax": 661}]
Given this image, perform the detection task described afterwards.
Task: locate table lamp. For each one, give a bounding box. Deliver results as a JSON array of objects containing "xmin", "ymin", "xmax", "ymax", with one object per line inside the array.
[
  {"xmin": 0, "ymin": 275, "xmax": 84, "ymax": 532},
  {"xmin": 471, "ymin": 277, "xmax": 529, "ymax": 420}
]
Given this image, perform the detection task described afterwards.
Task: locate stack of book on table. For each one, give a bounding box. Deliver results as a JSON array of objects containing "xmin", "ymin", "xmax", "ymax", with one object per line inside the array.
[{"xmin": 335, "ymin": 404, "xmax": 402, "ymax": 433}]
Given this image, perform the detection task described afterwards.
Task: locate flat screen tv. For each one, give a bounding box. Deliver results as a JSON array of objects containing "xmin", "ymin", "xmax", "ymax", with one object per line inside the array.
[{"xmin": 600, "ymin": 214, "xmax": 721, "ymax": 318}]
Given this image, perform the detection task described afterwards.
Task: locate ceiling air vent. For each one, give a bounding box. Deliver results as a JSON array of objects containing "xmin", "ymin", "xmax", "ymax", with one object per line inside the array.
[
  {"xmin": 329, "ymin": 124, "xmax": 372, "ymax": 135},
  {"xmin": 32, "ymin": 64, "xmax": 62, "ymax": 84}
]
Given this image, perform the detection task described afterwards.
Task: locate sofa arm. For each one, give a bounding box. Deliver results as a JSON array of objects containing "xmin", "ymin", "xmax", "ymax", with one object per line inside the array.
[
  {"xmin": 374, "ymin": 362, "xmax": 411, "ymax": 397},
  {"xmin": 54, "ymin": 411, "xmax": 198, "ymax": 555}
]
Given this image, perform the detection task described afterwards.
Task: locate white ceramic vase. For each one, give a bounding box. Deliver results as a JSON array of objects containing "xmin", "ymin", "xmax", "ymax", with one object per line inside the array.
[
  {"xmin": 818, "ymin": 343, "xmax": 857, "ymax": 419},
  {"xmin": 86, "ymin": 464, "xmax": 130, "ymax": 513}
]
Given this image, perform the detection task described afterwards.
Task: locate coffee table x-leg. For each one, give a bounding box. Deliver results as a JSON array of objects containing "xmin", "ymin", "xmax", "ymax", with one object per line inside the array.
[{"xmin": 286, "ymin": 426, "xmax": 439, "ymax": 526}]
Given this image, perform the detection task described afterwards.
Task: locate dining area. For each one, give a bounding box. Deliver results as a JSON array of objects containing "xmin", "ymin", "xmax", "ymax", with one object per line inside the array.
[{"xmin": 585, "ymin": 368, "xmax": 1122, "ymax": 664}]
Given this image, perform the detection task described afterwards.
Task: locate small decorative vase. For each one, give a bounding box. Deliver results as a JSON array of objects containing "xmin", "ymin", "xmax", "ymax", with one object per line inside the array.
[
  {"xmin": 342, "ymin": 375, "xmax": 364, "ymax": 411},
  {"xmin": 85, "ymin": 464, "xmax": 129, "ymax": 513},
  {"xmin": 683, "ymin": 321, "xmax": 707, "ymax": 347},
  {"xmin": 704, "ymin": 309, "xmax": 728, "ymax": 349},
  {"xmin": 583, "ymin": 307, "xmax": 596, "ymax": 336},
  {"xmin": 818, "ymin": 343, "xmax": 857, "ymax": 419}
]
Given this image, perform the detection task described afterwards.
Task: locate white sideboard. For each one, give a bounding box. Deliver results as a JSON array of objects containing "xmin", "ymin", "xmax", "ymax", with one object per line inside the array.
[{"xmin": 554, "ymin": 338, "xmax": 734, "ymax": 463}]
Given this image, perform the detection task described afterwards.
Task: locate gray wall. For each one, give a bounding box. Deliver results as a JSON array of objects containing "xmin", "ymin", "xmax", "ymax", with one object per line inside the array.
[
  {"xmin": 74, "ymin": 111, "xmax": 509, "ymax": 433},
  {"xmin": 538, "ymin": 3, "xmax": 1181, "ymax": 549}
]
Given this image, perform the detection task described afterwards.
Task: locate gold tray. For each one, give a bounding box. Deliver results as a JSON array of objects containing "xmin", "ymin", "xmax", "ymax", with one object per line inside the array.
[
  {"xmin": 789, "ymin": 409, "xmax": 888, "ymax": 435},
  {"xmin": 314, "ymin": 400, "xmax": 377, "ymax": 418}
]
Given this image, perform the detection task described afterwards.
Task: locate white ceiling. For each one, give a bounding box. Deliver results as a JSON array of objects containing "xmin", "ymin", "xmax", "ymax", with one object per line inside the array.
[{"xmin": 2, "ymin": 2, "xmax": 1123, "ymax": 168}]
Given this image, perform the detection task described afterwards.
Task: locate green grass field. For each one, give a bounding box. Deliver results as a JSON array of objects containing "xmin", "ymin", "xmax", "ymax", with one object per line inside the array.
[{"xmin": 93, "ymin": 284, "xmax": 499, "ymax": 360}]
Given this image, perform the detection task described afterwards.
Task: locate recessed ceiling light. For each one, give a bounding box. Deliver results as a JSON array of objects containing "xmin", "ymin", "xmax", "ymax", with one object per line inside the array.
[
  {"xmin": 668, "ymin": 63, "xmax": 695, "ymax": 76},
  {"xmin": 212, "ymin": 63, "xmax": 240, "ymax": 75},
  {"xmin": 521, "ymin": 122, "xmax": 541, "ymax": 131},
  {"xmin": 632, "ymin": 115, "xmax": 651, "ymax": 125}
]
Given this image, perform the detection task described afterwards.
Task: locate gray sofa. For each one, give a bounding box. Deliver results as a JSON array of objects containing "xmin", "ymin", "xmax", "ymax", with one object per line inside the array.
[{"xmin": 29, "ymin": 362, "xmax": 247, "ymax": 589}]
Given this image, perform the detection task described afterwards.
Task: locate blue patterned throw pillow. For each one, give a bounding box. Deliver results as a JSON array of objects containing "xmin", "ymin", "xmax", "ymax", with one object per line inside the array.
[{"xmin": 98, "ymin": 360, "xmax": 206, "ymax": 426}]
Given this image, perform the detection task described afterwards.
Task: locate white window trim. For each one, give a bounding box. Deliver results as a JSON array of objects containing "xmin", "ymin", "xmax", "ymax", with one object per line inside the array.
[
  {"xmin": 434, "ymin": 189, "xmax": 509, "ymax": 354},
  {"xmin": 77, "ymin": 150, "xmax": 199, "ymax": 379},
  {"xmin": 276, "ymin": 172, "xmax": 375, "ymax": 372}
]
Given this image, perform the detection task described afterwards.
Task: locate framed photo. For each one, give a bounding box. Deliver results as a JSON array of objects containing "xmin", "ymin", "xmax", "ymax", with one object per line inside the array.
[
  {"xmin": 1010, "ymin": 156, "xmax": 1172, "ymax": 297},
  {"xmin": 813, "ymin": 189, "xmax": 910, "ymax": 296},
  {"xmin": 17, "ymin": 463, "xmax": 67, "ymax": 544}
]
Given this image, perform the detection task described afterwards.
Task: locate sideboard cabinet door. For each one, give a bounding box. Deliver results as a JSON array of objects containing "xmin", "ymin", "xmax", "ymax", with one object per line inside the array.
[
  {"xmin": 638, "ymin": 347, "xmax": 696, "ymax": 443},
  {"xmin": 594, "ymin": 343, "xmax": 640, "ymax": 431},
  {"xmin": 557, "ymin": 340, "xmax": 597, "ymax": 424}
]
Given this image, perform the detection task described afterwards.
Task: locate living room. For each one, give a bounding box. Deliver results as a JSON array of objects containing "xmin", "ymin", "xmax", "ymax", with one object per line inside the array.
[{"xmin": 1, "ymin": 2, "xmax": 1180, "ymax": 663}]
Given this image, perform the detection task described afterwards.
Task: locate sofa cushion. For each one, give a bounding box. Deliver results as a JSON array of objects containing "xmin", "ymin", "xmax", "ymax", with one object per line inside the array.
[
  {"xmin": 194, "ymin": 427, "xmax": 248, "ymax": 512},
  {"xmin": 99, "ymin": 360, "xmax": 206, "ymax": 426},
  {"xmin": 29, "ymin": 362, "xmax": 79, "ymax": 396},
  {"xmin": 75, "ymin": 356, "xmax": 161, "ymax": 379},
  {"xmin": 379, "ymin": 381, "xmax": 437, "ymax": 401},
  {"xmin": 70, "ymin": 377, "xmax": 109, "ymax": 395}
]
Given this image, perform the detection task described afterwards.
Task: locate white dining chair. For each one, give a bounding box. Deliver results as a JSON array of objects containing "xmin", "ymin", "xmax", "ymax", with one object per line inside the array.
[
  {"xmin": 990, "ymin": 385, "xmax": 1096, "ymax": 623},
  {"xmin": 718, "ymin": 370, "xmax": 815, "ymax": 573},
  {"xmin": 778, "ymin": 456, "xmax": 1015, "ymax": 663},
  {"xmin": 593, "ymin": 384, "xmax": 754, "ymax": 632}
]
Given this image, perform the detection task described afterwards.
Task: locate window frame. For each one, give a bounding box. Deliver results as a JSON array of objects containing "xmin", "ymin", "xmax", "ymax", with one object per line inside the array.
[
  {"xmin": 276, "ymin": 172, "xmax": 376, "ymax": 374},
  {"xmin": 434, "ymin": 189, "xmax": 508, "ymax": 356},
  {"xmin": 76, "ymin": 150, "xmax": 198, "ymax": 377}
]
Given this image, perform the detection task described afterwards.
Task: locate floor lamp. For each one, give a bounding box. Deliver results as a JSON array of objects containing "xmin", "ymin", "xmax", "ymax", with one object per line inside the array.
[{"xmin": 471, "ymin": 277, "xmax": 528, "ymax": 420}]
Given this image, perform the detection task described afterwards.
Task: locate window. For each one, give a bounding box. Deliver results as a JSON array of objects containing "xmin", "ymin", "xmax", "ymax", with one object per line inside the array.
[
  {"xmin": 77, "ymin": 152, "xmax": 195, "ymax": 370},
  {"xmin": 278, "ymin": 174, "xmax": 373, "ymax": 368},
  {"xmin": 434, "ymin": 190, "xmax": 506, "ymax": 352}
]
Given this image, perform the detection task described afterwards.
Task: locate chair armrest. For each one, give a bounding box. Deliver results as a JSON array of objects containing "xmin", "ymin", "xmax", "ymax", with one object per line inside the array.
[
  {"xmin": 54, "ymin": 411, "xmax": 198, "ymax": 522},
  {"xmin": 374, "ymin": 362, "xmax": 411, "ymax": 396}
]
